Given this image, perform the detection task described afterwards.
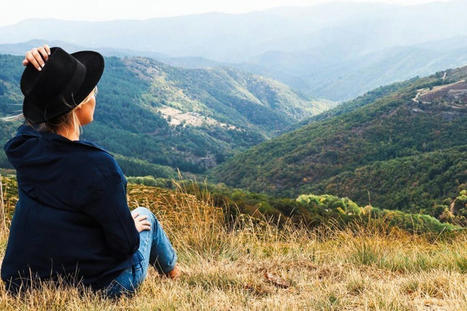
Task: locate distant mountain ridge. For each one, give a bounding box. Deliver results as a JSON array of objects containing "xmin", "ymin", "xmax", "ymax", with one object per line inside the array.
[
  {"xmin": 2, "ymin": 2, "xmax": 466, "ymax": 61},
  {"xmin": 1, "ymin": 1, "xmax": 467, "ymax": 101},
  {"xmin": 238, "ymin": 36, "xmax": 467, "ymax": 101}
]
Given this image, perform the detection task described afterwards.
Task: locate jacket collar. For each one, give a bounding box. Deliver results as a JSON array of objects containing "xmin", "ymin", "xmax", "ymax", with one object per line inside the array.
[
  {"xmin": 17, "ymin": 123, "xmax": 40, "ymax": 137},
  {"xmin": 17, "ymin": 123, "xmax": 111, "ymax": 155}
]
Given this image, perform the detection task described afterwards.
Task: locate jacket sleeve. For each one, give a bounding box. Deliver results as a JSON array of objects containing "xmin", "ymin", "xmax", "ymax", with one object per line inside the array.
[{"xmin": 83, "ymin": 163, "xmax": 140, "ymax": 260}]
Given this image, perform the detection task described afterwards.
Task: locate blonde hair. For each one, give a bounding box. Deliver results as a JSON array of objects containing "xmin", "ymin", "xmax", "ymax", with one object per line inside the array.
[
  {"xmin": 1, "ymin": 88, "xmax": 96, "ymax": 135},
  {"xmin": 26, "ymin": 107, "xmax": 83, "ymax": 136}
]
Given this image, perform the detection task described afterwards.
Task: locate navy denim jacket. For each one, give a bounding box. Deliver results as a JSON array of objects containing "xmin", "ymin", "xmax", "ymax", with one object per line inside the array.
[{"xmin": 1, "ymin": 123, "xmax": 143, "ymax": 293}]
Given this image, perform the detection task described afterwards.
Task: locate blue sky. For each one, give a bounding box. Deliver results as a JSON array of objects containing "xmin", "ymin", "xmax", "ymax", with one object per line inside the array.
[{"xmin": 0, "ymin": 0, "xmax": 451, "ymax": 27}]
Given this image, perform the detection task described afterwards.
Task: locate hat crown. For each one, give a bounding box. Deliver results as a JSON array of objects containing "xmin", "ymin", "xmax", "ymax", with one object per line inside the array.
[{"xmin": 20, "ymin": 47, "xmax": 86, "ymax": 101}]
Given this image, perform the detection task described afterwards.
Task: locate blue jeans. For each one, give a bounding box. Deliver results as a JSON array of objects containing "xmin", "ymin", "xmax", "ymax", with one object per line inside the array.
[{"xmin": 103, "ymin": 206, "xmax": 177, "ymax": 298}]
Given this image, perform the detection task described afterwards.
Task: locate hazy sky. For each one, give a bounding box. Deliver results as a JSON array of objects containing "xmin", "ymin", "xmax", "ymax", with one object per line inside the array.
[{"xmin": 0, "ymin": 0, "xmax": 451, "ymax": 27}]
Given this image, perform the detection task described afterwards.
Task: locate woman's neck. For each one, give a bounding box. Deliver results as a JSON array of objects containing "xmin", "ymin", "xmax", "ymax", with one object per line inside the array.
[{"xmin": 57, "ymin": 126, "xmax": 80, "ymax": 141}]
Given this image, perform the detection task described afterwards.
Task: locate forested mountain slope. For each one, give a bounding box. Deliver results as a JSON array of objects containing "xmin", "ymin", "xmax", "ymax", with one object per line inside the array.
[
  {"xmin": 210, "ymin": 66, "xmax": 467, "ymax": 215},
  {"xmin": 0, "ymin": 53, "xmax": 331, "ymax": 173}
]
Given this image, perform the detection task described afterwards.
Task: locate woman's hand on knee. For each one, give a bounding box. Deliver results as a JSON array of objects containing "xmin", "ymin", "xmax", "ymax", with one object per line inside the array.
[
  {"xmin": 22, "ymin": 44, "xmax": 51, "ymax": 71},
  {"xmin": 131, "ymin": 211, "xmax": 151, "ymax": 232}
]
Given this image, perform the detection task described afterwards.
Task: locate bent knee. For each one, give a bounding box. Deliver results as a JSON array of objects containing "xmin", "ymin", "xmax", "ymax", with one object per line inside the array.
[
  {"xmin": 133, "ymin": 206, "xmax": 161, "ymax": 225},
  {"xmin": 133, "ymin": 206, "xmax": 153, "ymax": 217}
]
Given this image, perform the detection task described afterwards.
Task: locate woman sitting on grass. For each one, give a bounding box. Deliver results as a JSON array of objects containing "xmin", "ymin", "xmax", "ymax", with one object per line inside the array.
[{"xmin": 0, "ymin": 44, "xmax": 179, "ymax": 298}]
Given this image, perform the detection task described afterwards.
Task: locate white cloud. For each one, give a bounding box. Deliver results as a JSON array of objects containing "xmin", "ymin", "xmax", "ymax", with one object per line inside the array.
[{"xmin": 0, "ymin": 0, "xmax": 452, "ymax": 27}]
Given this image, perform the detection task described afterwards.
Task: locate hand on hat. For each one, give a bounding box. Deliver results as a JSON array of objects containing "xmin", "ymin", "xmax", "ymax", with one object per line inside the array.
[{"xmin": 22, "ymin": 44, "xmax": 51, "ymax": 71}]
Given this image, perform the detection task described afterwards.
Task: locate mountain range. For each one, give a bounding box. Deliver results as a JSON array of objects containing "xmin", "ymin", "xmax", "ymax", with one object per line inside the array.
[
  {"xmin": 1, "ymin": 1, "xmax": 467, "ymax": 101},
  {"xmin": 1, "ymin": 1, "xmax": 466, "ymax": 220}
]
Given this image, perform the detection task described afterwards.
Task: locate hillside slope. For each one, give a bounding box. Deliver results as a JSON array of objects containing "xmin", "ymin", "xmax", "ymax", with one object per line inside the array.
[
  {"xmin": 0, "ymin": 53, "xmax": 331, "ymax": 173},
  {"xmin": 0, "ymin": 176, "xmax": 465, "ymax": 310},
  {"xmin": 210, "ymin": 66, "xmax": 467, "ymax": 214}
]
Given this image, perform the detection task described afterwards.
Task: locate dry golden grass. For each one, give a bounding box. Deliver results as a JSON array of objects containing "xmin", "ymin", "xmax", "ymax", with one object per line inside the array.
[{"xmin": 0, "ymin": 179, "xmax": 466, "ymax": 310}]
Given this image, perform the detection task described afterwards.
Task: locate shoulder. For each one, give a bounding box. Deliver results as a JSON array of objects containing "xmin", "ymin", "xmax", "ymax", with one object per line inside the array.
[
  {"xmin": 60, "ymin": 138, "xmax": 120, "ymax": 174},
  {"xmin": 87, "ymin": 150, "xmax": 125, "ymax": 183},
  {"xmin": 65, "ymin": 147, "xmax": 125, "ymax": 187}
]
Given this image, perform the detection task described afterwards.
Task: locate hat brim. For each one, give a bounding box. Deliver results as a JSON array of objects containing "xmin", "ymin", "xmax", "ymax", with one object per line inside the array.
[{"xmin": 70, "ymin": 50, "xmax": 104, "ymax": 105}]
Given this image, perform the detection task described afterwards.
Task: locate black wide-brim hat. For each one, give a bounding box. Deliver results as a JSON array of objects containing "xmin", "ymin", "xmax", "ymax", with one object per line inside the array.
[{"xmin": 21, "ymin": 46, "xmax": 104, "ymax": 124}]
